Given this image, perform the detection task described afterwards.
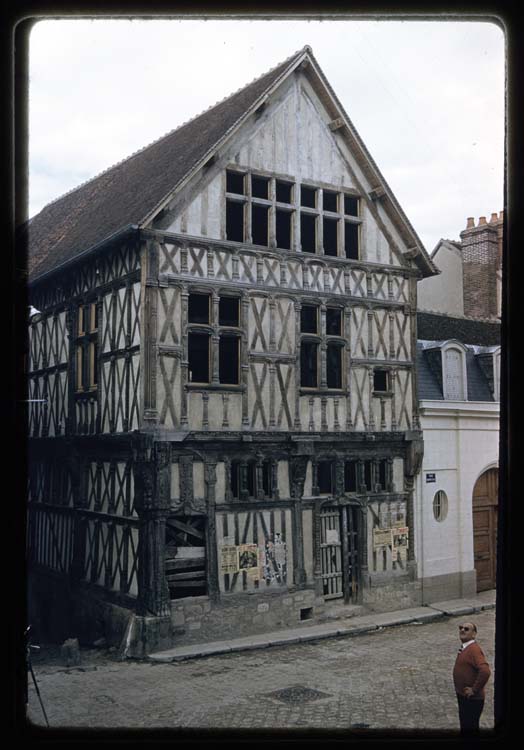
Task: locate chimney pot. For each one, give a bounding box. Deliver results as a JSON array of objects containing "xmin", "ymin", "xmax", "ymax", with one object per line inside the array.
[
  {"xmin": 499, "ymin": 210, "xmax": 504, "ymax": 220},
  {"xmin": 490, "ymin": 212, "xmax": 498, "ymax": 223},
  {"xmin": 466, "ymin": 217, "xmax": 475, "ymax": 229},
  {"xmin": 478, "ymin": 216, "xmax": 487, "ymax": 225}
]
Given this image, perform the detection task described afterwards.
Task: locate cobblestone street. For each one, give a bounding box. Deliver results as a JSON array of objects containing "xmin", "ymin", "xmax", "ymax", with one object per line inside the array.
[{"xmin": 26, "ymin": 608, "xmax": 495, "ymax": 733}]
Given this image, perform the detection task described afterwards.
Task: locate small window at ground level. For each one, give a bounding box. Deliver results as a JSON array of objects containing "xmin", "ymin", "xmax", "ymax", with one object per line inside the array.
[
  {"xmin": 219, "ymin": 296, "xmax": 239, "ymax": 327},
  {"xmin": 323, "ymin": 217, "xmax": 339, "ymax": 256},
  {"xmin": 188, "ymin": 332, "xmax": 210, "ymax": 383},
  {"xmin": 301, "ymin": 214, "xmax": 317, "ymax": 253},
  {"xmin": 301, "ymin": 305, "xmax": 318, "ymax": 334},
  {"xmin": 251, "ymin": 175, "xmax": 270, "ymax": 199},
  {"xmin": 252, "ymin": 204, "xmax": 269, "ymax": 246},
  {"xmin": 344, "ymin": 195, "xmax": 359, "ymax": 217},
  {"xmin": 219, "ymin": 335, "xmax": 240, "ymax": 384},
  {"xmin": 344, "ymin": 461, "xmax": 358, "ymax": 492},
  {"xmin": 188, "ymin": 293, "xmax": 210, "ymax": 324},
  {"xmin": 433, "ymin": 490, "xmax": 448, "ymax": 522},
  {"xmin": 227, "ymin": 170, "xmax": 245, "ymax": 195},
  {"xmin": 318, "ymin": 461, "xmax": 334, "ymax": 494},
  {"xmin": 300, "ymin": 341, "xmax": 318, "ymax": 387},
  {"xmin": 373, "ymin": 369, "xmax": 389, "ymax": 392},
  {"xmin": 226, "ymin": 200, "xmax": 244, "ymax": 242},
  {"xmin": 345, "ymin": 221, "xmax": 359, "ymax": 259},
  {"xmin": 276, "ymin": 181, "xmax": 293, "ymax": 204},
  {"xmin": 301, "ymin": 186, "xmax": 317, "ymax": 208},
  {"xmin": 327, "ymin": 343, "xmax": 342, "ymax": 389}
]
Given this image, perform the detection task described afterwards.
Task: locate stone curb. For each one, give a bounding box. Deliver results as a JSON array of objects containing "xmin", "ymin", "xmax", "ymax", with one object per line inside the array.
[{"xmin": 147, "ymin": 598, "xmax": 495, "ymax": 663}]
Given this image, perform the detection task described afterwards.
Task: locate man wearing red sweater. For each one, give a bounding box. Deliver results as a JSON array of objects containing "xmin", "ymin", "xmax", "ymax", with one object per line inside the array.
[{"xmin": 453, "ymin": 622, "xmax": 491, "ymax": 732}]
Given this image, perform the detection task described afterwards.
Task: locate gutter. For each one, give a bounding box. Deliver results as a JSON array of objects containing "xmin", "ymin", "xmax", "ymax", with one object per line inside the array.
[{"xmin": 27, "ymin": 224, "xmax": 140, "ymax": 287}]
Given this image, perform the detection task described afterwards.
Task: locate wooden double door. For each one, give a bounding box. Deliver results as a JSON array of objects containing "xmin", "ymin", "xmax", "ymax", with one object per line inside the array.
[
  {"xmin": 320, "ymin": 504, "xmax": 360, "ymax": 603},
  {"xmin": 473, "ymin": 468, "xmax": 498, "ymax": 592}
]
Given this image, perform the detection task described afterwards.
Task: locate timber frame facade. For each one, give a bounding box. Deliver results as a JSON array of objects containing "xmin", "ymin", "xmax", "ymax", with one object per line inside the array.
[{"xmin": 26, "ymin": 47, "xmax": 436, "ymax": 655}]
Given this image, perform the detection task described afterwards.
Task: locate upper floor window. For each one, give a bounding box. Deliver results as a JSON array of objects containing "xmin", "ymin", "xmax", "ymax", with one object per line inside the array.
[
  {"xmin": 225, "ymin": 169, "xmax": 361, "ymax": 258},
  {"xmin": 75, "ymin": 301, "xmax": 98, "ymax": 392},
  {"xmin": 300, "ymin": 302, "xmax": 345, "ymax": 390},
  {"xmin": 187, "ymin": 292, "xmax": 241, "ymax": 386}
]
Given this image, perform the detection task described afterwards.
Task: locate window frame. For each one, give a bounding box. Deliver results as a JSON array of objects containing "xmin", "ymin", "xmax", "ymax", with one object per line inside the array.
[
  {"xmin": 75, "ymin": 301, "xmax": 98, "ymax": 393},
  {"xmin": 441, "ymin": 341, "xmax": 468, "ymax": 401}
]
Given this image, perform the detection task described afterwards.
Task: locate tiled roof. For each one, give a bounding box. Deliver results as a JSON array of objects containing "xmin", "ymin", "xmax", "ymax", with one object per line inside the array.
[
  {"xmin": 417, "ymin": 311, "xmax": 501, "ymax": 346},
  {"xmin": 24, "ymin": 47, "xmax": 308, "ymax": 282}
]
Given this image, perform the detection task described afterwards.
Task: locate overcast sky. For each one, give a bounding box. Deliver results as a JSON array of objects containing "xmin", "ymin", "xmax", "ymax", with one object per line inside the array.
[{"xmin": 28, "ymin": 17, "xmax": 505, "ymax": 254}]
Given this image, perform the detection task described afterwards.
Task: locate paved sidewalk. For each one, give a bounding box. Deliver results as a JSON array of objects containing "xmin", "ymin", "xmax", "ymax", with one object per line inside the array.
[{"xmin": 149, "ymin": 589, "xmax": 496, "ymax": 663}]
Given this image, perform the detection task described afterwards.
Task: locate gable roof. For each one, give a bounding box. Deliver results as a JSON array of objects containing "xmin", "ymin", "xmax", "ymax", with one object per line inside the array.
[{"xmin": 24, "ymin": 45, "xmax": 438, "ymax": 284}]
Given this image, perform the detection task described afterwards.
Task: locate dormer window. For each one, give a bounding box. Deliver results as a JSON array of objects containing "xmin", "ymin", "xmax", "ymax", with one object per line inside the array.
[{"xmin": 442, "ymin": 342, "xmax": 468, "ymax": 401}]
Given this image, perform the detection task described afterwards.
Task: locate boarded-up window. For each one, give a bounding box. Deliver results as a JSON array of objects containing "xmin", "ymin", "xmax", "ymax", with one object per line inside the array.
[{"xmin": 165, "ymin": 516, "xmax": 207, "ymax": 599}]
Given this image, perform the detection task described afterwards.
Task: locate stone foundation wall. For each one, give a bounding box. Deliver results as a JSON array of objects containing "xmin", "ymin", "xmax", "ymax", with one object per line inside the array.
[
  {"xmin": 420, "ymin": 570, "xmax": 477, "ymax": 604},
  {"xmin": 361, "ymin": 571, "xmax": 422, "ymax": 612},
  {"xmin": 169, "ymin": 588, "xmax": 320, "ymax": 646}
]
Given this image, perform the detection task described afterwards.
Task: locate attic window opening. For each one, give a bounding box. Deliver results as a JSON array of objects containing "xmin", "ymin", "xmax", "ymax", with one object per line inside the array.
[
  {"xmin": 276, "ymin": 209, "xmax": 293, "ymax": 250},
  {"xmin": 226, "ymin": 170, "xmax": 245, "ymax": 195},
  {"xmin": 323, "ymin": 217, "xmax": 339, "ymax": 256},
  {"xmin": 226, "ymin": 200, "xmax": 244, "ymax": 242},
  {"xmin": 301, "ymin": 214, "xmax": 317, "ymax": 253},
  {"xmin": 344, "ymin": 195, "xmax": 359, "ymax": 217},
  {"xmin": 301, "ymin": 186, "xmax": 317, "ymax": 208},
  {"xmin": 251, "ymin": 175, "xmax": 270, "ymax": 200},
  {"xmin": 345, "ymin": 221, "xmax": 360, "ymax": 260},
  {"xmin": 219, "ymin": 335, "xmax": 240, "ymax": 385},
  {"xmin": 323, "ymin": 190, "xmax": 338, "ymax": 213},
  {"xmin": 252, "ymin": 204, "xmax": 269, "ymax": 246},
  {"xmin": 276, "ymin": 180, "xmax": 293, "ymax": 204}
]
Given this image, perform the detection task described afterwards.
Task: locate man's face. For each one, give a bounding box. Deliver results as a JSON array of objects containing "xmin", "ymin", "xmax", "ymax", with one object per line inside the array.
[{"xmin": 458, "ymin": 623, "xmax": 476, "ymax": 643}]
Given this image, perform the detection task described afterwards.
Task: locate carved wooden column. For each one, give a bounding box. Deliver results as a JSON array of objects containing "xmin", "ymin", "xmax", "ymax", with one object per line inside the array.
[
  {"xmin": 204, "ymin": 459, "xmax": 220, "ymax": 602},
  {"xmin": 133, "ymin": 438, "xmax": 171, "ymax": 617}
]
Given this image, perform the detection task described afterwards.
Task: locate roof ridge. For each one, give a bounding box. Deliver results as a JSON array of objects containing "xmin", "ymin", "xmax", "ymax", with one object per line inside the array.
[{"xmin": 33, "ymin": 45, "xmax": 310, "ymax": 218}]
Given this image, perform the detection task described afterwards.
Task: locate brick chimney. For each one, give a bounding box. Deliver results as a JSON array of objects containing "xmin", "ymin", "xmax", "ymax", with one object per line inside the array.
[{"xmin": 459, "ymin": 213, "xmax": 502, "ymax": 319}]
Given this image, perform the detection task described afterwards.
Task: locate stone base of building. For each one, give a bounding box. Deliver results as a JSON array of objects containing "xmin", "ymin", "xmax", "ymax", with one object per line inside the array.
[
  {"xmin": 361, "ymin": 563, "xmax": 422, "ymax": 612},
  {"xmin": 420, "ymin": 570, "xmax": 477, "ymax": 604}
]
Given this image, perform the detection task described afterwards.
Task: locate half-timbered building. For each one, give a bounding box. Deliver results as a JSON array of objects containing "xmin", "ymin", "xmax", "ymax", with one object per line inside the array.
[{"xmin": 25, "ymin": 46, "xmax": 438, "ymax": 655}]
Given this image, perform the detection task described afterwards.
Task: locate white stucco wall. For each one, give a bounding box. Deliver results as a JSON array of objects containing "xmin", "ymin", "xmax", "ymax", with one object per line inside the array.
[
  {"xmin": 418, "ymin": 242, "xmax": 464, "ymax": 316},
  {"xmin": 415, "ymin": 400, "xmax": 499, "ymax": 593}
]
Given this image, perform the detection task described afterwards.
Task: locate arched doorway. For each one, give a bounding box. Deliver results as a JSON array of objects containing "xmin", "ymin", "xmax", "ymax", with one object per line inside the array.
[{"xmin": 472, "ymin": 468, "xmax": 498, "ymax": 591}]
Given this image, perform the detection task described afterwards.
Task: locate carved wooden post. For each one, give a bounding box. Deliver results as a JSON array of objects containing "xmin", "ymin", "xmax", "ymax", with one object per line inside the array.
[
  {"xmin": 133, "ymin": 438, "xmax": 171, "ymax": 617},
  {"xmin": 204, "ymin": 459, "xmax": 220, "ymax": 602}
]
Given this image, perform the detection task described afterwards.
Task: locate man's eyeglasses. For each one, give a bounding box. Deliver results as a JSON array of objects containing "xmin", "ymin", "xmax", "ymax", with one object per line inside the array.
[{"xmin": 458, "ymin": 626, "xmax": 471, "ymax": 631}]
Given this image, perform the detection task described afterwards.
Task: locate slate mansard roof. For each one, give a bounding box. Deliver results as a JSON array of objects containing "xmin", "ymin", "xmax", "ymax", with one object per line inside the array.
[
  {"xmin": 416, "ymin": 311, "xmax": 501, "ymax": 402},
  {"xmin": 24, "ymin": 46, "xmax": 438, "ymax": 284}
]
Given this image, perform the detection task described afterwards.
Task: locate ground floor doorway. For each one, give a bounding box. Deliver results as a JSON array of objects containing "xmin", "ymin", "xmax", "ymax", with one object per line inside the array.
[
  {"xmin": 472, "ymin": 468, "xmax": 498, "ymax": 592},
  {"xmin": 319, "ymin": 504, "xmax": 360, "ymax": 603}
]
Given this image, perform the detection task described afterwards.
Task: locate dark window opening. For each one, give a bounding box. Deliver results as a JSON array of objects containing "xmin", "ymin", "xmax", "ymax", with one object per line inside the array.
[
  {"xmin": 188, "ymin": 332, "xmax": 210, "ymax": 383},
  {"xmin": 378, "ymin": 460, "xmax": 387, "ymax": 490},
  {"xmin": 227, "ymin": 170, "xmax": 245, "ymax": 195},
  {"xmin": 374, "ymin": 370, "xmax": 389, "ymax": 392},
  {"xmin": 323, "ymin": 190, "xmax": 338, "ymax": 212},
  {"xmin": 230, "ymin": 461, "xmax": 256, "ymax": 499},
  {"xmin": 345, "ymin": 222, "xmax": 359, "ymax": 259},
  {"xmin": 219, "ymin": 336, "xmax": 239, "ymax": 384},
  {"xmin": 301, "ymin": 214, "xmax": 317, "ymax": 253},
  {"xmin": 301, "ymin": 341, "xmax": 318, "ymax": 387},
  {"xmin": 246, "ymin": 462, "xmax": 255, "ymax": 497},
  {"xmin": 90, "ymin": 342, "xmax": 98, "ymax": 387},
  {"xmin": 252, "ymin": 204, "xmax": 269, "ymax": 246},
  {"xmin": 344, "ymin": 195, "xmax": 359, "ymax": 217},
  {"xmin": 300, "ymin": 305, "xmax": 318, "ymax": 333},
  {"xmin": 276, "ymin": 180, "xmax": 293, "ymax": 204},
  {"xmin": 251, "ymin": 175, "xmax": 270, "ymax": 199},
  {"xmin": 219, "ymin": 296, "xmax": 239, "ymax": 327},
  {"xmin": 323, "ymin": 217, "xmax": 339, "ymax": 256},
  {"xmin": 301, "ymin": 185, "xmax": 317, "ymax": 208},
  {"xmin": 327, "ymin": 344, "xmax": 342, "ymax": 389},
  {"xmin": 364, "ymin": 461, "xmax": 373, "ymax": 492},
  {"xmin": 231, "ymin": 462, "xmax": 239, "ymax": 498},
  {"xmin": 276, "ymin": 209, "xmax": 292, "ymax": 249},
  {"xmin": 318, "ymin": 461, "xmax": 334, "ymax": 494},
  {"xmin": 188, "ymin": 293, "xmax": 210, "ymax": 324},
  {"xmin": 300, "ymin": 607, "xmax": 313, "ymax": 621},
  {"xmin": 262, "ymin": 461, "xmax": 272, "ymax": 497},
  {"xmin": 226, "ymin": 200, "xmax": 244, "ymax": 242},
  {"xmin": 165, "ymin": 516, "xmax": 207, "ymax": 599},
  {"xmin": 344, "ymin": 461, "xmax": 358, "ymax": 492},
  {"xmin": 326, "ymin": 307, "xmax": 342, "ymax": 336}
]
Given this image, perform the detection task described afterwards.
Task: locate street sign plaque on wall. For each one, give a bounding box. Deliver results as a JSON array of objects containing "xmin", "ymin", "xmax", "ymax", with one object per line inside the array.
[{"xmin": 426, "ymin": 473, "xmax": 436, "ymax": 483}]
